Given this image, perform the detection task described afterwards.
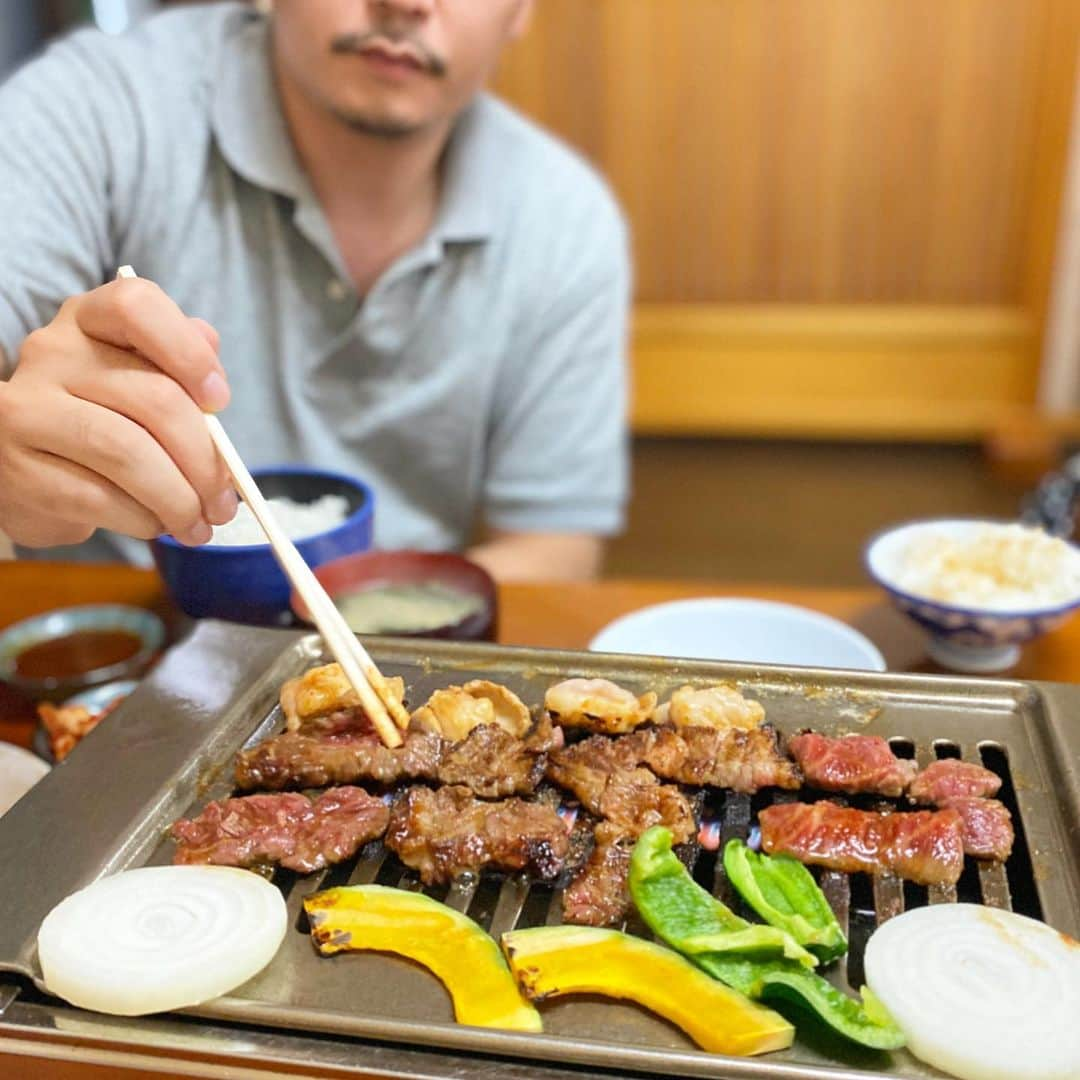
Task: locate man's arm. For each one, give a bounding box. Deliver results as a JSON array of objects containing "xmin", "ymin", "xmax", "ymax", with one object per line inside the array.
[
  {"xmin": 467, "ymin": 531, "xmax": 603, "ymax": 583},
  {"xmin": 0, "ymin": 34, "xmax": 234, "ymax": 549}
]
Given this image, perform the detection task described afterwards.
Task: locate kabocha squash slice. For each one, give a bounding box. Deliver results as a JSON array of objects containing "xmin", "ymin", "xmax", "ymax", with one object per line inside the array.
[
  {"xmin": 500, "ymin": 926, "xmax": 794, "ymax": 1056},
  {"xmin": 304, "ymin": 885, "xmax": 541, "ymax": 1032}
]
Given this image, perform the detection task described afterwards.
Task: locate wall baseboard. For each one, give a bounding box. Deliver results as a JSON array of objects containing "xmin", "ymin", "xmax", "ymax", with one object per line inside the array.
[{"xmin": 631, "ymin": 304, "xmax": 1038, "ymax": 441}]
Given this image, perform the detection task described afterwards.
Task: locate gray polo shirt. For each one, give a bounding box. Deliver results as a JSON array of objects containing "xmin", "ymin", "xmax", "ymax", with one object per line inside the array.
[{"xmin": 0, "ymin": 3, "xmax": 629, "ymax": 562}]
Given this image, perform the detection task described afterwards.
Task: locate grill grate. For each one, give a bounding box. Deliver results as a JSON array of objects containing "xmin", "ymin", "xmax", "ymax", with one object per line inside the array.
[{"xmin": 267, "ymin": 725, "xmax": 1034, "ymax": 999}]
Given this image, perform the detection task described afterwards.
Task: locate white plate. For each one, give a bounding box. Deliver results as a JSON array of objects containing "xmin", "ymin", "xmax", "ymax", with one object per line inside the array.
[
  {"xmin": 0, "ymin": 741, "xmax": 50, "ymax": 817},
  {"xmin": 589, "ymin": 598, "xmax": 887, "ymax": 672}
]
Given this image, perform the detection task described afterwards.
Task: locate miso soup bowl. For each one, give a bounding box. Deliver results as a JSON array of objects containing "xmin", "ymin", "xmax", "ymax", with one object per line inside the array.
[{"xmin": 292, "ymin": 550, "xmax": 497, "ymax": 642}]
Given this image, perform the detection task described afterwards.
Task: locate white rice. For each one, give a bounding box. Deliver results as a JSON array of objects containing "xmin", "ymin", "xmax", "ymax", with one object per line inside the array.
[
  {"xmin": 893, "ymin": 523, "xmax": 1080, "ymax": 610},
  {"xmin": 206, "ymin": 494, "xmax": 351, "ymax": 547}
]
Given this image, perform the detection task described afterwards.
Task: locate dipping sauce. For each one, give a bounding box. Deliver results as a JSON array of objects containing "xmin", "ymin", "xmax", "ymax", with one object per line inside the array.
[
  {"xmin": 14, "ymin": 630, "xmax": 143, "ymax": 680},
  {"xmin": 336, "ymin": 582, "xmax": 484, "ymax": 634}
]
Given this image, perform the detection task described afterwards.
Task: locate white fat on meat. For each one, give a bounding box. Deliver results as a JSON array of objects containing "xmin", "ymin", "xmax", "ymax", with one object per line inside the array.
[{"xmin": 544, "ymin": 678, "xmax": 657, "ymax": 735}]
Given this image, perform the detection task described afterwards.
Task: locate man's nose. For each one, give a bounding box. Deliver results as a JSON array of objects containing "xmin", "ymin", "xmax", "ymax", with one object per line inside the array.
[{"xmin": 369, "ymin": 0, "xmax": 435, "ymax": 20}]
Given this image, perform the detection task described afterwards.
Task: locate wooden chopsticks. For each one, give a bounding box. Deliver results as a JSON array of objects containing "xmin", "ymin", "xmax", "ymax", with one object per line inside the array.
[{"xmin": 116, "ymin": 266, "xmax": 410, "ymax": 749}]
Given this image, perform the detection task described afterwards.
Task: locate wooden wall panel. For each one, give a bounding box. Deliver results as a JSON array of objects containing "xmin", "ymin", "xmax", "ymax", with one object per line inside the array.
[
  {"xmin": 496, "ymin": 0, "xmax": 1056, "ymax": 305},
  {"xmin": 494, "ymin": 1, "xmax": 1079, "ymax": 439}
]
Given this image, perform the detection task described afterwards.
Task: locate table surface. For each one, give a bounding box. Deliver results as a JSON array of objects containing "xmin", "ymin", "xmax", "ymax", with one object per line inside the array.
[
  {"xmin": 1, "ymin": 560, "xmax": 1079, "ymax": 1079},
  {"xmin": 2, "ymin": 560, "xmax": 1079, "ymax": 749}
]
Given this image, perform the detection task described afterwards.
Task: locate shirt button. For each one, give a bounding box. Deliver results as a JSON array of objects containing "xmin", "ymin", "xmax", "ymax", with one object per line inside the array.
[{"xmin": 326, "ymin": 278, "xmax": 349, "ymax": 302}]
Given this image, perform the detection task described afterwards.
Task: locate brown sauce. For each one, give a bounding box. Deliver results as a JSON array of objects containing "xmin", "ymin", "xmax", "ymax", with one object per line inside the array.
[{"xmin": 14, "ymin": 630, "xmax": 142, "ymax": 680}]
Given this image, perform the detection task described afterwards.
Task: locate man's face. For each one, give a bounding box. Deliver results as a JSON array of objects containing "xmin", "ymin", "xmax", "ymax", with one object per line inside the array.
[{"xmin": 271, "ymin": 0, "xmax": 533, "ymax": 137}]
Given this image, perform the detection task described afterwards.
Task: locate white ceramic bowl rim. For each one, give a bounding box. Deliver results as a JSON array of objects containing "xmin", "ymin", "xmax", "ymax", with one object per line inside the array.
[
  {"xmin": 865, "ymin": 517, "xmax": 1080, "ymax": 620},
  {"xmin": 589, "ymin": 597, "xmax": 887, "ymax": 672}
]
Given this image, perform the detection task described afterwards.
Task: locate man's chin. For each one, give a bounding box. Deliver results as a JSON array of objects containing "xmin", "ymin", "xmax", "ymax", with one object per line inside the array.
[{"xmin": 329, "ymin": 105, "xmax": 427, "ymax": 139}]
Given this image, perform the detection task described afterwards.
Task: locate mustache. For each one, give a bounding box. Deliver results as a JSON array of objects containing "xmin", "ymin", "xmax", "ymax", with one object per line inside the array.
[{"xmin": 331, "ymin": 30, "xmax": 448, "ymax": 77}]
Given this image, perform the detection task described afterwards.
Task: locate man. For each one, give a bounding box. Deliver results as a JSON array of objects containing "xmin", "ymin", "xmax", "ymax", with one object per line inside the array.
[{"xmin": 0, "ymin": 0, "xmax": 629, "ymax": 580}]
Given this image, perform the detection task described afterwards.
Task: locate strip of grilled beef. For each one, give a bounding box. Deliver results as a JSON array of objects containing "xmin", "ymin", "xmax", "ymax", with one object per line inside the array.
[
  {"xmin": 562, "ymin": 790, "xmax": 705, "ymax": 927},
  {"xmin": 234, "ymin": 730, "xmax": 445, "ymax": 792},
  {"xmin": 908, "ymin": 759, "xmax": 1003, "ymax": 804},
  {"xmin": 561, "ymin": 822, "xmax": 635, "ymax": 927},
  {"xmin": 545, "ymin": 734, "xmax": 640, "ymax": 807},
  {"xmin": 170, "ymin": 788, "xmax": 390, "ymax": 874},
  {"xmin": 435, "ymin": 714, "xmax": 557, "ymax": 798},
  {"xmin": 626, "ymin": 725, "xmax": 802, "ymax": 794},
  {"xmin": 786, "ymin": 732, "xmax": 917, "ymax": 798},
  {"xmin": 759, "ymin": 801, "xmax": 965, "ymax": 886},
  {"xmin": 545, "ymin": 735, "xmax": 696, "ymax": 844},
  {"xmin": 385, "ymin": 785, "xmax": 570, "ymax": 885},
  {"xmin": 236, "ymin": 716, "xmax": 557, "ymax": 798},
  {"xmin": 939, "ymin": 796, "xmax": 1014, "ymax": 861}
]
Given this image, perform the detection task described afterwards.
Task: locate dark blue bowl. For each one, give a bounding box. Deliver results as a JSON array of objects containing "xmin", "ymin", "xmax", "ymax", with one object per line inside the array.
[{"xmin": 150, "ymin": 466, "xmax": 375, "ymax": 626}]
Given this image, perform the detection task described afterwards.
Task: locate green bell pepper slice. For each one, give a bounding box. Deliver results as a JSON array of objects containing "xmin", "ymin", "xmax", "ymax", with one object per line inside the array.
[
  {"xmin": 629, "ymin": 827, "xmax": 905, "ymax": 1051},
  {"xmin": 629, "ymin": 824, "xmax": 816, "ymax": 967},
  {"xmin": 723, "ymin": 839, "xmax": 848, "ymax": 964}
]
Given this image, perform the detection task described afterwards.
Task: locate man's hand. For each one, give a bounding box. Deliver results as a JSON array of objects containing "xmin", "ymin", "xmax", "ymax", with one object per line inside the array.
[
  {"xmin": 0, "ymin": 277, "xmax": 236, "ymax": 549},
  {"xmin": 467, "ymin": 531, "xmax": 604, "ymax": 583}
]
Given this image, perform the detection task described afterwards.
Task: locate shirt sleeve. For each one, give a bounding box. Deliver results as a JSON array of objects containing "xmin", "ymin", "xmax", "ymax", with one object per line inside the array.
[
  {"xmin": 483, "ymin": 197, "xmax": 632, "ymax": 538},
  {"xmin": 0, "ymin": 32, "xmax": 132, "ymax": 375}
]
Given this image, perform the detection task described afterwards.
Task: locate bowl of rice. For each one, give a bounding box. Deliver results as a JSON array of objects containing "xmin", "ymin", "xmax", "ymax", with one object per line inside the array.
[
  {"xmin": 150, "ymin": 466, "xmax": 375, "ymax": 626},
  {"xmin": 865, "ymin": 518, "xmax": 1080, "ymax": 672}
]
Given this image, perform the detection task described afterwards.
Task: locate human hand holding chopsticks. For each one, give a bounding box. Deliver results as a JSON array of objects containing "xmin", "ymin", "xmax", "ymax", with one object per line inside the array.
[
  {"xmin": 0, "ymin": 273, "xmax": 237, "ymax": 548},
  {"xmin": 112, "ymin": 266, "xmax": 409, "ymax": 748}
]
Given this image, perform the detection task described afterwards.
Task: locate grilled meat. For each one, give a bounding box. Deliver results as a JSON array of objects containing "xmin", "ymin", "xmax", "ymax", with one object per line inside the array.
[
  {"xmin": 940, "ymin": 796, "xmax": 1014, "ymax": 861},
  {"xmin": 412, "ymin": 681, "xmax": 532, "ymax": 741},
  {"xmin": 170, "ymin": 787, "xmax": 389, "ymax": 874},
  {"xmin": 562, "ymin": 823, "xmax": 634, "ymax": 927},
  {"xmin": 599, "ymin": 770, "xmax": 696, "ymax": 842},
  {"xmin": 288, "ymin": 787, "xmax": 389, "ymax": 872},
  {"xmin": 544, "ymin": 678, "xmax": 657, "ymax": 735},
  {"xmin": 652, "ymin": 685, "xmax": 765, "ymax": 732},
  {"xmin": 563, "ymin": 791, "xmax": 704, "ymax": 927},
  {"xmin": 234, "ymin": 730, "xmax": 445, "ymax": 792},
  {"xmin": 786, "ymin": 732, "xmax": 917, "ymax": 798},
  {"xmin": 436, "ymin": 714, "xmax": 558, "ymax": 798},
  {"xmin": 37, "ymin": 698, "xmax": 123, "ymax": 762},
  {"xmin": 545, "ymin": 734, "xmax": 640, "ymax": 809},
  {"xmin": 545, "ymin": 735, "xmax": 696, "ymax": 843},
  {"xmin": 908, "ymin": 759, "xmax": 1003, "ymax": 804},
  {"xmin": 385, "ymin": 785, "xmax": 570, "ymax": 885},
  {"xmin": 759, "ymin": 801, "xmax": 965, "ymax": 886},
  {"xmin": 628, "ymin": 725, "xmax": 802, "ymax": 794},
  {"xmin": 280, "ymin": 663, "xmax": 405, "ymax": 735}
]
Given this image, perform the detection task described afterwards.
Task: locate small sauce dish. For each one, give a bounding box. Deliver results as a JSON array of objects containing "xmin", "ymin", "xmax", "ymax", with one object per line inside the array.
[{"xmin": 0, "ymin": 605, "xmax": 164, "ymax": 701}]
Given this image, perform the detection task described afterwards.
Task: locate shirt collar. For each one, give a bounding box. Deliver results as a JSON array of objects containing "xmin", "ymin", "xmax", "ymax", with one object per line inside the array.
[
  {"xmin": 211, "ymin": 12, "xmax": 494, "ymax": 248},
  {"xmin": 211, "ymin": 11, "xmax": 312, "ymax": 203},
  {"xmin": 432, "ymin": 98, "xmax": 496, "ymax": 245}
]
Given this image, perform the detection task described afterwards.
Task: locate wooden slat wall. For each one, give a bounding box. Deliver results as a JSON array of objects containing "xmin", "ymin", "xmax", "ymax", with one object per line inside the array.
[{"xmin": 493, "ymin": 0, "xmax": 1080, "ymax": 439}]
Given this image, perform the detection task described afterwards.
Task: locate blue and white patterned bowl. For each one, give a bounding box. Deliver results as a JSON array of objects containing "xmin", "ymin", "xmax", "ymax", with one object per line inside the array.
[{"xmin": 865, "ymin": 519, "xmax": 1080, "ymax": 672}]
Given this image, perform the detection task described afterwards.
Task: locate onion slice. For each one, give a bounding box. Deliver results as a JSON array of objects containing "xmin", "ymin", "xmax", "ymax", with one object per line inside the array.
[
  {"xmin": 38, "ymin": 866, "xmax": 286, "ymax": 1016},
  {"xmin": 864, "ymin": 904, "xmax": 1080, "ymax": 1080}
]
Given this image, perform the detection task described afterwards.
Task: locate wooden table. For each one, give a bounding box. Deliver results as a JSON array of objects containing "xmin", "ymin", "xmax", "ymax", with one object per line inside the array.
[{"xmin": 3, "ymin": 561, "xmax": 1079, "ymax": 749}]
